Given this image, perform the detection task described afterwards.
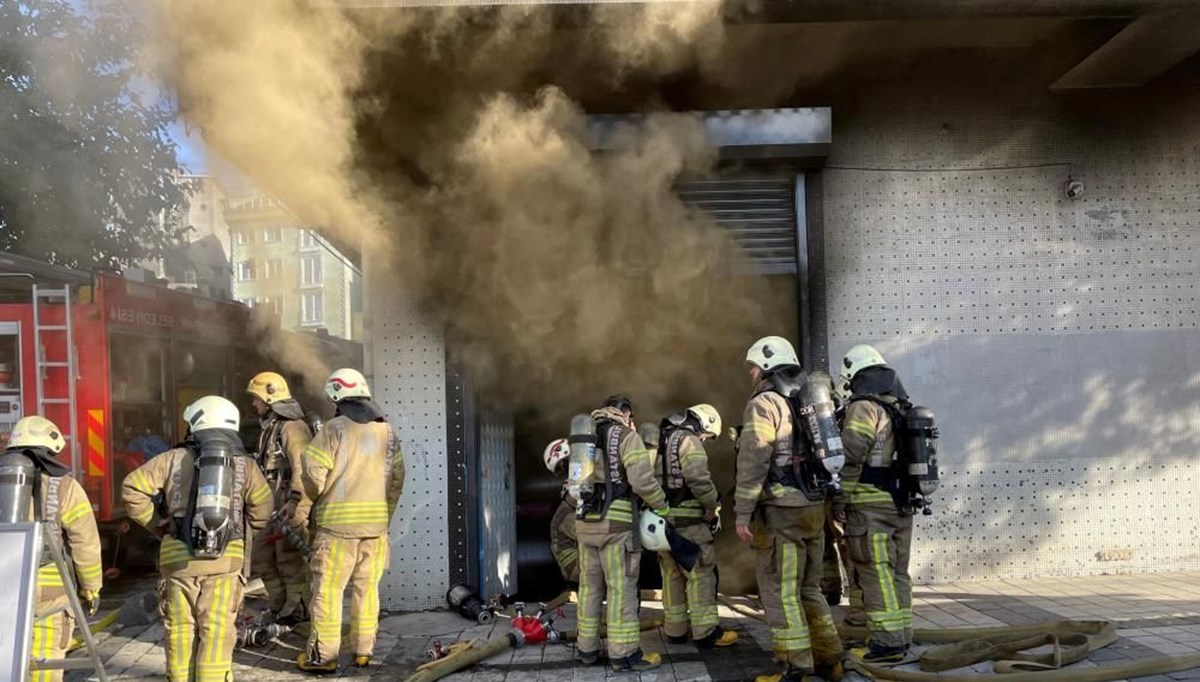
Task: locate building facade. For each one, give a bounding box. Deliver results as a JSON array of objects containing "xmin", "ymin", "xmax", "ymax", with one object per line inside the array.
[
  {"xmin": 143, "ymin": 174, "xmax": 235, "ymax": 300},
  {"xmin": 266, "ymin": 4, "xmax": 1200, "ymax": 609},
  {"xmin": 224, "ymin": 189, "xmax": 362, "ymax": 340}
]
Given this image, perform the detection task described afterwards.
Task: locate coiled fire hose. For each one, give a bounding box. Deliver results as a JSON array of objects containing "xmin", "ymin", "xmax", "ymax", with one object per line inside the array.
[{"xmin": 717, "ymin": 595, "xmax": 1200, "ymax": 682}]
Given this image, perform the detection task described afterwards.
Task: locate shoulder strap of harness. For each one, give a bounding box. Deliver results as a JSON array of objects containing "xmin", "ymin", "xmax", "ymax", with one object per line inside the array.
[
  {"xmin": 384, "ymin": 422, "xmax": 397, "ymax": 479},
  {"xmin": 169, "ymin": 447, "xmax": 190, "ymax": 519},
  {"xmin": 38, "ymin": 476, "xmax": 62, "ymax": 566},
  {"xmin": 233, "ymin": 455, "xmax": 246, "ymax": 538},
  {"xmin": 605, "ymin": 421, "xmax": 623, "ymax": 500}
]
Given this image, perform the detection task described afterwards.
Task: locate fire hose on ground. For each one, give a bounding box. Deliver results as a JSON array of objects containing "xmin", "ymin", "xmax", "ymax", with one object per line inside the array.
[
  {"xmin": 717, "ymin": 594, "xmax": 1200, "ymax": 682},
  {"xmin": 404, "ymin": 608, "xmax": 664, "ymax": 682}
]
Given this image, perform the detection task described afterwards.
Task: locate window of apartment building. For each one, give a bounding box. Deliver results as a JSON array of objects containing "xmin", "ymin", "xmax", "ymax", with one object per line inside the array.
[
  {"xmin": 234, "ymin": 230, "xmax": 250, "ymax": 246},
  {"xmin": 299, "ymin": 230, "xmax": 319, "ymax": 250},
  {"xmin": 264, "ymin": 296, "xmax": 284, "ymax": 316},
  {"xmin": 262, "ymin": 259, "xmax": 282, "ymax": 280},
  {"xmin": 301, "ymin": 292, "xmax": 323, "ymax": 325},
  {"xmin": 262, "ymin": 226, "xmax": 282, "ymax": 243},
  {"xmin": 237, "ymin": 297, "xmax": 255, "ymax": 308},
  {"xmin": 300, "ymin": 255, "xmax": 322, "ymax": 286},
  {"xmin": 235, "ymin": 260, "xmax": 256, "ymax": 281}
]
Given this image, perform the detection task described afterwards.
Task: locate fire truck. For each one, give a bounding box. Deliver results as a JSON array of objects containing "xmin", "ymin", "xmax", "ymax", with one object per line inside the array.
[{"xmin": 0, "ymin": 251, "xmax": 356, "ymax": 529}]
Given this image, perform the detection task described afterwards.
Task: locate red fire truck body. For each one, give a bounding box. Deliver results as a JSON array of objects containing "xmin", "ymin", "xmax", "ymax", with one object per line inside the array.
[{"xmin": 0, "ymin": 271, "xmax": 282, "ymax": 522}]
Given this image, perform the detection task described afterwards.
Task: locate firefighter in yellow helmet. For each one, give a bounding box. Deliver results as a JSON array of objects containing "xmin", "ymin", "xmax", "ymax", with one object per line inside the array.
[
  {"xmin": 655, "ymin": 404, "xmax": 739, "ymax": 649},
  {"xmin": 735, "ymin": 337, "xmax": 844, "ymax": 682},
  {"xmin": 575, "ymin": 395, "xmax": 669, "ymax": 673},
  {"xmin": 1, "ymin": 416, "xmax": 102, "ymax": 682},
  {"xmin": 297, "ymin": 369, "xmax": 405, "ymax": 673},
  {"xmin": 246, "ymin": 371, "xmax": 315, "ymax": 626},
  {"xmin": 122, "ymin": 396, "xmax": 274, "ymax": 682},
  {"xmin": 543, "ymin": 438, "xmax": 579, "ymax": 585}
]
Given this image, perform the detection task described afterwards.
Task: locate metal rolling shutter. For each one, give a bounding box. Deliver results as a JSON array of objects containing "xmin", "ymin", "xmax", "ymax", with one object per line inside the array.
[{"xmin": 675, "ymin": 174, "xmax": 799, "ymax": 275}]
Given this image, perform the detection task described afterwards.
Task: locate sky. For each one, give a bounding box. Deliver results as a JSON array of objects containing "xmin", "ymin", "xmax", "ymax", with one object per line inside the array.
[{"xmin": 169, "ymin": 120, "xmax": 207, "ymax": 173}]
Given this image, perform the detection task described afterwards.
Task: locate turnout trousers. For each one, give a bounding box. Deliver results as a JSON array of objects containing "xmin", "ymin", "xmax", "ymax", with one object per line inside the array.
[
  {"xmin": 659, "ymin": 523, "xmax": 719, "ymax": 640},
  {"xmin": 755, "ymin": 505, "xmax": 843, "ymax": 672},
  {"xmin": 31, "ymin": 594, "xmax": 74, "ymax": 682},
  {"xmin": 252, "ymin": 527, "xmax": 310, "ymax": 619},
  {"xmin": 576, "ymin": 523, "xmax": 642, "ymax": 659},
  {"xmin": 306, "ymin": 530, "xmax": 389, "ymax": 664},
  {"xmin": 845, "ymin": 505, "xmax": 913, "ymax": 648},
  {"xmin": 159, "ymin": 573, "xmax": 245, "ymax": 682}
]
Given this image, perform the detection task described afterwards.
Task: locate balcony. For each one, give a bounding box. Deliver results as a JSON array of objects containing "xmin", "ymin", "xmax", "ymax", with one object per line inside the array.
[{"xmin": 222, "ymin": 195, "xmax": 290, "ymax": 220}]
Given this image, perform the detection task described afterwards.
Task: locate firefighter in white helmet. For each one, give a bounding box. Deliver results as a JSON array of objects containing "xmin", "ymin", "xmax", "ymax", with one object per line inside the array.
[
  {"xmin": 837, "ymin": 344, "xmax": 916, "ymax": 663},
  {"xmin": 122, "ymin": 396, "xmax": 274, "ymax": 682},
  {"xmin": 0, "ymin": 416, "xmax": 102, "ymax": 682},
  {"xmin": 246, "ymin": 371, "xmax": 315, "ymax": 626},
  {"xmin": 736, "ymin": 336, "xmax": 844, "ymax": 682},
  {"xmin": 655, "ymin": 403, "xmax": 739, "ymax": 649},
  {"xmin": 544, "ymin": 438, "xmax": 579, "ymax": 585},
  {"xmin": 298, "ymin": 369, "xmax": 405, "ymax": 673}
]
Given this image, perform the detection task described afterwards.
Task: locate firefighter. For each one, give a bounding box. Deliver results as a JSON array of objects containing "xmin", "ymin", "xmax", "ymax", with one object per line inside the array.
[
  {"xmin": 656, "ymin": 404, "xmax": 739, "ymax": 649},
  {"xmin": 735, "ymin": 336, "xmax": 843, "ymax": 682},
  {"xmin": 297, "ymin": 368, "xmax": 405, "ymax": 673},
  {"xmin": 246, "ymin": 371, "xmax": 315, "ymax": 626},
  {"xmin": 544, "ymin": 438, "xmax": 579, "ymax": 585},
  {"xmin": 0, "ymin": 416, "xmax": 102, "ymax": 682},
  {"xmin": 575, "ymin": 395, "xmax": 669, "ymax": 672},
  {"xmin": 837, "ymin": 344, "xmax": 914, "ymax": 662},
  {"xmin": 122, "ymin": 396, "xmax": 274, "ymax": 682}
]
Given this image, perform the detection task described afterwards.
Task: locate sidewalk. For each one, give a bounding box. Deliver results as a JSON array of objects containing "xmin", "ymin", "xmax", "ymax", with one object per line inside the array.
[{"xmin": 65, "ymin": 571, "xmax": 1200, "ymax": 681}]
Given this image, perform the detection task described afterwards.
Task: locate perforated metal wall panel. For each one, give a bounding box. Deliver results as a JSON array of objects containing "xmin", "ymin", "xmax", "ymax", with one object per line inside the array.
[
  {"xmin": 676, "ymin": 175, "xmax": 798, "ymax": 274},
  {"xmin": 365, "ymin": 258, "xmax": 450, "ymax": 610},
  {"xmin": 823, "ymin": 86, "xmax": 1200, "ymax": 581},
  {"xmin": 478, "ymin": 408, "xmax": 517, "ymax": 596}
]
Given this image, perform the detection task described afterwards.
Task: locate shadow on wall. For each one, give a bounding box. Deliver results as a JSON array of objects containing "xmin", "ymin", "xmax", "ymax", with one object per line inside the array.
[{"xmin": 827, "ymin": 332, "xmax": 1200, "ymax": 584}]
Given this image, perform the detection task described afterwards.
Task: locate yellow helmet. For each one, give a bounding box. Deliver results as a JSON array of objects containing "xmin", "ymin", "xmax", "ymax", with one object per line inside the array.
[
  {"xmin": 247, "ymin": 371, "xmax": 291, "ymax": 404},
  {"xmin": 9, "ymin": 416, "xmax": 67, "ymax": 454}
]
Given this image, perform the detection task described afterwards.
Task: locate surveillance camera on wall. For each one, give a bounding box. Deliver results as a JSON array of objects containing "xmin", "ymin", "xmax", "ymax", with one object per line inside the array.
[{"xmin": 1065, "ymin": 180, "xmax": 1084, "ymax": 199}]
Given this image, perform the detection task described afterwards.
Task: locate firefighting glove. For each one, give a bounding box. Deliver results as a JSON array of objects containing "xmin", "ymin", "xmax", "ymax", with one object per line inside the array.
[
  {"xmin": 706, "ymin": 505, "xmax": 722, "ymax": 533},
  {"xmin": 831, "ymin": 501, "xmax": 847, "ymax": 524},
  {"xmin": 80, "ymin": 589, "xmax": 100, "ymax": 617}
]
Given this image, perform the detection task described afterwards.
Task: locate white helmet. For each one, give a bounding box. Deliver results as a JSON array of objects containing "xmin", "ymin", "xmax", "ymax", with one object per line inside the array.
[
  {"xmin": 9, "ymin": 416, "xmax": 67, "ymax": 454},
  {"xmin": 639, "ymin": 510, "xmax": 671, "ymax": 552},
  {"xmin": 543, "ymin": 438, "xmax": 569, "ymax": 474},
  {"xmin": 686, "ymin": 404, "xmax": 722, "ymax": 439},
  {"xmin": 326, "ymin": 368, "xmax": 371, "ymax": 402},
  {"xmin": 746, "ymin": 336, "xmax": 800, "ymax": 372},
  {"xmin": 839, "ymin": 344, "xmax": 887, "ymax": 398},
  {"xmin": 183, "ymin": 396, "xmax": 241, "ymax": 433}
]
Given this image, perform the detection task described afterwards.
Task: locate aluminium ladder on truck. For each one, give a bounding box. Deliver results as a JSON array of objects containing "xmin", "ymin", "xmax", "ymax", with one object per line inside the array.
[{"xmin": 31, "ymin": 284, "xmax": 81, "ymax": 476}]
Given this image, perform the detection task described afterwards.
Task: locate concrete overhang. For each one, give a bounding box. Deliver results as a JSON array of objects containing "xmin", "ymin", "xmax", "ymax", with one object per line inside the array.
[
  {"xmin": 323, "ymin": 0, "xmax": 1193, "ymax": 19},
  {"xmin": 327, "ymin": 0, "xmax": 1199, "ymax": 90},
  {"xmin": 1052, "ymin": 10, "xmax": 1200, "ymax": 89}
]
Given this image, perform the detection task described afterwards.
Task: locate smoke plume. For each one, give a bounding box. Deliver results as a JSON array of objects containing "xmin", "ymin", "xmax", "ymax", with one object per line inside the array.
[{"xmin": 152, "ymin": 0, "xmax": 793, "ymax": 428}]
